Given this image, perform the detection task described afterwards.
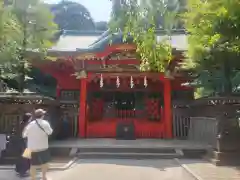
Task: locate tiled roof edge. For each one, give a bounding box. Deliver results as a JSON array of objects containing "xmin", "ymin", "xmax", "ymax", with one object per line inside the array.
[
  {"xmin": 62, "ymin": 30, "xmax": 104, "ymax": 36},
  {"xmin": 61, "ymin": 29, "xmax": 187, "ymax": 36}
]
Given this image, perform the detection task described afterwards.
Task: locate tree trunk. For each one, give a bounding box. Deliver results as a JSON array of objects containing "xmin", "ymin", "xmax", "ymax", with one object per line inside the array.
[
  {"xmin": 18, "ymin": 63, "xmax": 25, "ymax": 93},
  {"xmin": 18, "ymin": 9, "xmax": 27, "ymax": 93},
  {"xmin": 0, "ymin": 79, "xmax": 5, "ymax": 92},
  {"xmin": 223, "ymin": 59, "xmax": 232, "ymax": 95}
]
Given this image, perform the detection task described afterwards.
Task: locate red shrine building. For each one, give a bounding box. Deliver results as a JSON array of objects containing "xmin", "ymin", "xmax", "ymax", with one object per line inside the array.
[{"xmin": 30, "ymin": 30, "xmax": 193, "ymax": 140}]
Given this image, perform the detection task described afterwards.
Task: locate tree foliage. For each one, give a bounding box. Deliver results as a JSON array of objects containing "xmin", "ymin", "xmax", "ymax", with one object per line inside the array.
[
  {"xmin": 183, "ymin": 0, "xmax": 240, "ymax": 95},
  {"xmin": 95, "ymin": 21, "xmax": 108, "ymax": 31},
  {"xmin": 0, "ymin": 0, "xmax": 21, "ymax": 65},
  {"xmin": 51, "ymin": 1, "xmax": 95, "ymax": 31},
  {"xmin": 15, "ymin": 0, "xmax": 57, "ymax": 50},
  {"xmin": 109, "ymin": 0, "xmax": 180, "ymax": 72},
  {"xmin": 0, "ymin": 0, "xmax": 57, "ymax": 91},
  {"xmin": 110, "ymin": 0, "xmax": 185, "ymax": 31},
  {"xmin": 0, "ymin": 0, "xmax": 57, "ymax": 65}
]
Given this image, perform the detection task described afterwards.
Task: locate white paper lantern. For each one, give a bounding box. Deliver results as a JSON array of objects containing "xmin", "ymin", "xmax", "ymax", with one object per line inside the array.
[
  {"xmin": 130, "ymin": 76, "xmax": 134, "ymax": 88},
  {"xmin": 116, "ymin": 76, "xmax": 120, "ymax": 88},
  {"xmin": 100, "ymin": 74, "xmax": 103, "ymax": 88},
  {"xmin": 144, "ymin": 76, "xmax": 148, "ymax": 88}
]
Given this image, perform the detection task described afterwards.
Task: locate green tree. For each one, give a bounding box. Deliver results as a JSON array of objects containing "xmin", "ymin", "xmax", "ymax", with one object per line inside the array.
[
  {"xmin": 110, "ymin": 0, "xmax": 184, "ymax": 31},
  {"xmin": 0, "ymin": 0, "xmax": 21, "ymax": 68},
  {"xmin": 12, "ymin": 0, "xmax": 57, "ymax": 51},
  {"xmin": 109, "ymin": 0, "xmax": 179, "ymax": 72},
  {"xmin": 183, "ymin": 0, "xmax": 240, "ymax": 95},
  {"xmin": 95, "ymin": 21, "xmax": 108, "ymax": 31},
  {"xmin": 0, "ymin": 0, "xmax": 22, "ymax": 91},
  {"xmin": 0, "ymin": 0, "xmax": 57, "ymax": 92},
  {"xmin": 51, "ymin": 1, "xmax": 95, "ymax": 31},
  {"xmin": 109, "ymin": 0, "xmax": 128, "ymax": 30}
]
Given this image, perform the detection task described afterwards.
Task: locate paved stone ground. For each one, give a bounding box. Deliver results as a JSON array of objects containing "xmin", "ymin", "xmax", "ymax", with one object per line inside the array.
[
  {"xmin": 178, "ymin": 159, "xmax": 240, "ymax": 180},
  {"xmin": 1, "ymin": 159, "xmax": 240, "ymax": 180},
  {"xmin": 0, "ymin": 159, "xmax": 196, "ymax": 180},
  {"xmin": 49, "ymin": 159, "xmax": 196, "ymax": 180},
  {"xmin": 0, "ymin": 170, "xmax": 42, "ymax": 180}
]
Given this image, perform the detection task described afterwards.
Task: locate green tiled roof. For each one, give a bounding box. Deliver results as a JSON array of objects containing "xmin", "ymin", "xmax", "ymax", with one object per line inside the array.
[
  {"xmin": 50, "ymin": 29, "xmax": 187, "ymax": 53},
  {"xmin": 51, "ymin": 31, "xmax": 101, "ymax": 51}
]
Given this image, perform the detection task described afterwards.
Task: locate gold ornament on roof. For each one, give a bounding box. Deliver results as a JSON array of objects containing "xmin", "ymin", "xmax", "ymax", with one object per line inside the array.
[
  {"xmin": 76, "ymin": 53, "xmax": 96, "ymax": 59},
  {"xmin": 115, "ymin": 44, "xmax": 136, "ymax": 51},
  {"xmin": 46, "ymin": 56, "xmax": 58, "ymax": 61}
]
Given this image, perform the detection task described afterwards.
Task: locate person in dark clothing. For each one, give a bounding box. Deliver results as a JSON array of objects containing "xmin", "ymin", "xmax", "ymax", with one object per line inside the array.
[
  {"xmin": 56, "ymin": 115, "xmax": 71, "ymax": 140},
  {"xmin": 15, "ymin": 113, "xmax": 32, "ymax": 177}
]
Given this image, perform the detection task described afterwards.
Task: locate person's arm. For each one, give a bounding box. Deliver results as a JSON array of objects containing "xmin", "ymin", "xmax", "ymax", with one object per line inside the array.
[{"xmin": 43, "ymin": 121, "xmax": 53, "ymax": 135}]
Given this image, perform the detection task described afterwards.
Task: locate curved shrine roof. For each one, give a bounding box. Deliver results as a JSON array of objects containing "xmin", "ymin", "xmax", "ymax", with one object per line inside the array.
[
  {"xmin": 30, "ymin": 30, "xmax": 188, "ymax": 77},
  {"xmin": 49, "ymin": 29, "xmax": 187, "ymax": 53},
  {"xmin": 50, "ymin": 31, "xmax": 101, "ymax": 51}
]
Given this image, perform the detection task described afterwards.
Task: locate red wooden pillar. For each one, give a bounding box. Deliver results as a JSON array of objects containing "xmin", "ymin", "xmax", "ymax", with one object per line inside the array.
[
  {"xmin": 164, "ymin": 78, "xmax": 172, "ymax": 138},
  {"xmin": 78, "ymin": 77, "xmax": 87, "ymax": 138}
]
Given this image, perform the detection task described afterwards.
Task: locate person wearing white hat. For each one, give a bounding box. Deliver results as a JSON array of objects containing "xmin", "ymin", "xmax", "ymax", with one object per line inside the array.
[{"xmin": 22, "ymin": 108, "xmax": 53, "ymax": 180}]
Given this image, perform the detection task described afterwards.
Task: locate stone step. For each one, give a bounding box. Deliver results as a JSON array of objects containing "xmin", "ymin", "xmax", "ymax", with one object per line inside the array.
[
  {"xmin": 49, "ymin": 146, "xmax": 208, "ymax": 159},
  {"xmin": 1, "ymin": 147, "xmax": 207, "ymax": 165},
  {"xmin": 50, "ymin": 147, "xmax": 72, "ymax": 157},
  {"xmin": 76, "ymin": 152, "xmax": 182, "ymax": 159},
  {"xmin": 49, "ymin": 147, "xmax": 177, "ymax": 157},
  {"xmin": 76, "ymin": 147, "xmax": 177, "ymax": 154},
  {"xmin": 181, "ymin": 149, "xmax": 207, "ymax": 159}
]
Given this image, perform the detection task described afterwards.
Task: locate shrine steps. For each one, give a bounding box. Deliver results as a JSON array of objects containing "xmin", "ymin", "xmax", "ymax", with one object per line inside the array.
[
  {"xmin": 78, "ymin": 152, "xmax": 181, "ymax": 159},
  {"xmin": 50, "ymin": 147, "xmax": 207, "ymax": 160},
  {"xmin": 49, "ymin": 139, "xmax": 209, "ymax": 160},
  {"xmin": 50, "ymin": 147, "xmax": 180, "ymax": 159}
]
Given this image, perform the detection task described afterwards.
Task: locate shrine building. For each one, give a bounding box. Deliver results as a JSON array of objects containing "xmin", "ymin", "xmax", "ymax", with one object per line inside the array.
[{"xmin": 29, "ymin": 30, "xmax": 193, "ymax": 140}]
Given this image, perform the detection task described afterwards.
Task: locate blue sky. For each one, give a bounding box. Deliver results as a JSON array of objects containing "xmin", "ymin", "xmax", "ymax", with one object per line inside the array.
[{"xmin": 45, "ymin": 0, "xmax": 112, "ymax": 22}]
